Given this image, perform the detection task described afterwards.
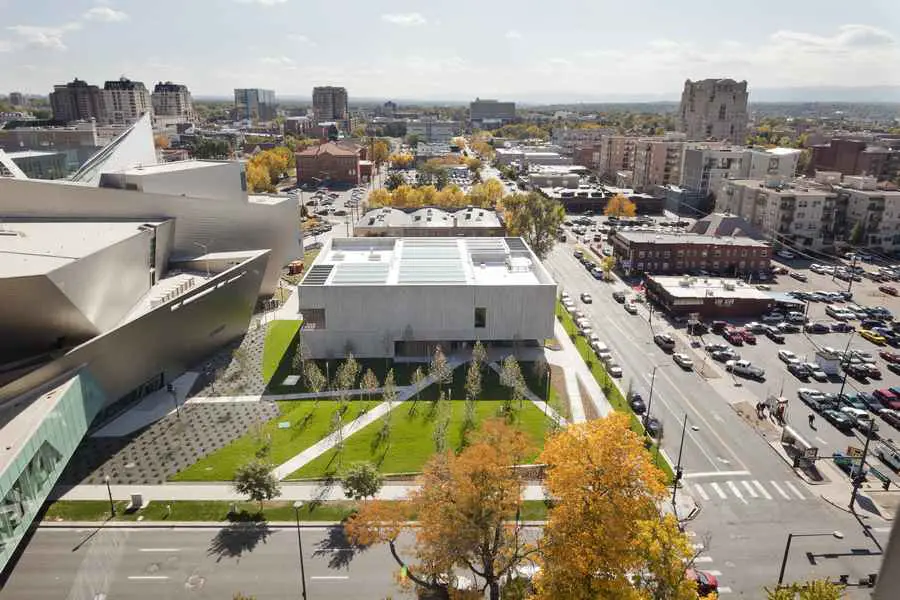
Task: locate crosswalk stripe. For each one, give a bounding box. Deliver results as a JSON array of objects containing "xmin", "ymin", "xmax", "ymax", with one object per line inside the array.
[
  {"xmin": 705, "ymin": 570, "xmax": 722, "ymax": 576},
  {"xmin": 726, "ymin": 481, "xmax": 747, "ymax": 504},
  {"xmin": 685, "ymin": 531, "xmax": 697, "ymax": 538},
  {"xmin": 718, "ymin": 586, "xmax": 733, "ymax": 594},
  {"xmin": 710, "ymin": 482, "xmax": 727, "ymax": 499},
  {"xmin": 692, "ymin": 543, "xmax": 705, "ymax": 550},
  {"xmin": 784, "ymin": 481, "xmax": 806, "ymax": 500},
  {"xmin": 694, "ymin": 556, "xmax": 713, "ymax": 563},
  {"xmin": 753, "ymin": 480, "xmax": 773, "ymax": 500},
  {"xmin": 693, "ymin": 483, "xmax": 710, "ymax": 501},
  {"xmin": 741, "ymin": 480, "xmax": 758, "ymax": 498},
  {"xmin": 770, "ymin": 480, "xmax": 792, "ymax": 500}
]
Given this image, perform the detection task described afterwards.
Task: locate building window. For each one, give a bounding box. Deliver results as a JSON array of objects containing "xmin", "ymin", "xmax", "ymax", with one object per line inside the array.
[{"xmin": 475, "ymin": 307, "xmax": 487, "ymax": 328}]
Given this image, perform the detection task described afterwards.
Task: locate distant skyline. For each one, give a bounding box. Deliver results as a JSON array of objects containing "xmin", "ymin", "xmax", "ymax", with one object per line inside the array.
[{"xmin": 1, "ymin": 0, "xmax": 899, "ymax": 102}]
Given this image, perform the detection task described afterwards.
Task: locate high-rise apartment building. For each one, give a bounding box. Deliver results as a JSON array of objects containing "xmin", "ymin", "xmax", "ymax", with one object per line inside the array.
[
  {"xmin": 50, "ymin": 79, "xmax": 104, "ymax": 123},
  {"xmin": 631, "ymin": 140, "xmax": 686, "ymax": 191},
  {"xmin": 682, "ymin": 147, "xmax": 800, "ymax": 196},
  {"xmin": 151, "ymin": 82, "xmax": 196, "ymax": 123},
  {"xmin": 469, "ymin": 98, "xmax": 516, "ymax": 126},
  {"xmin": 102, "ymin": 77, "xmax": 153, "ymax": 126},
  {"xmin": 312, "ymin": 86, "xmax": 349, "ymax": 123},
  {"xmin": 678, "ymin": 79, "xmax": 749, "ymax": 144},
  {"xmin": 234, "ymin": 88, "xmax": 277, "ymax": 122}
]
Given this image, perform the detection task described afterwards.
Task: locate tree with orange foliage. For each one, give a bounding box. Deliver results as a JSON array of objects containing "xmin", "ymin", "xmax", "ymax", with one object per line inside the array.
[
  {"xmin": 345, "ymin": 420, "xmax": 536, "ymax": 600},
  {"xmin": 153, "ymin": 134, "xmax": 170, "ymax": 149},
  {"xmin": 604, "ymin": 193, "xmax": 638, "ymax": 218},
  {"xmin": 436, "ymin": 184, "xmax": 466, "ymax": 209},
  {"xmin": 367, "ymin": 188, "xmax": 392, "ymax": 208},
  {"xmin": 534, "ymin": 413, "xmax": 704, "ymax": 600},
  {"xmin": 388, "ymin": 152, "xmax": 414, "ymax": 169}
]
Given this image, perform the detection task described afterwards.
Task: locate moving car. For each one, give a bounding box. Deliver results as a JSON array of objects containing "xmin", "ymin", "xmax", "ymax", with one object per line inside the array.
[
  {"xmin": 643, "ymin": 416, "xmax": 663, "ymax": 438},
  {"xmin": 685, "ymin": 568, "xmax": 719, "ymax": 596},
  {"xmin": 725, "ymin": 359, "xmax": 765, "ymax": 380},
  {"xmin": 790, "ymin": 271, "xmax": 808, "ymax": 282},
  {"xmin": 859, "ymin": 329, "xmax": 887, "ymax": 345},
  {"xmin": 805, "ymin": 322, "xmax": 831, "ymax": 334},
  {"xmin": 831, "ymin": 322, "xmax": 855, "ymax": 333},
  {"xmin": 705, "ymin": 342, "xmax": 728, "ymax": 354},
  {"xmin": 580, "ymin": 293, "xmax": 593, "ymax": 304},
  {"xmin": 777, "ymin": 322, "xmax": 801, "ymax": 333},
  {"xmin": 654, "ymin": 333, "xmax": 676, "ymax": 351},
  {"xmin": 612, "ymin": 291, "xmax": 626, "ymax": 303},
  {"xmin": 624, "ymin": 302, "xmax": 638, "ymax": 315},
  {"xmin": 713, "ymin": 349, "xmax": 740, "ymax": 362},
  {"xmin": 607, "ymin": 362, "xmax": 623, "ymax": 377},
  {"xmin": 880, "ymin": 285, "xmax": 899, "ymax": 296},
  {"xmin": 672, "ymin": 353, "xmax": 694, "ymax": 370}
]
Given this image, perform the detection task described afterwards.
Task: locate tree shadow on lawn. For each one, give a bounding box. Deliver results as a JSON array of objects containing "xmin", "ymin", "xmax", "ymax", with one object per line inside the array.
[{"xmin": 207, "ymin": 521, "xmax": 273, "ymax": 563}]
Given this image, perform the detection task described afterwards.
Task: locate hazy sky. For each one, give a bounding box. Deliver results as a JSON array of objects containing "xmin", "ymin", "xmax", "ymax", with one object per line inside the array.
[{"xmin": 1, "ymin": 0, "xmax": 899, "ymax": 101}]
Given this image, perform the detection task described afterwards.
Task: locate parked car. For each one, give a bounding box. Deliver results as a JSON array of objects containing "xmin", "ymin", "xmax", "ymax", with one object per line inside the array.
[
  {"xmin": 798, "ymin": 387, "xmax": 826, "ymax": 407},
  {"xmin": 713, "ymin": 348, "xmax": 741, "ymax": 362},
  {"xmin": 790, "ymin": 271, "xmax": 809, "ymax": 282},
  {"xmin": 788, "ymin": 362, "xmax": 811, "ymax": 380},
  {"xmin": 860, "ymin": 329, "xmax": 887, "ymax": 345},
  {"xmin": 802, "ymin": 362, "xmax": 828, "ymax": 382},
  {"xmin": 831, "ymin": 322, "xmax": 855, "ymax": 333},
  {"xmin": 723, "ymin": 328, "xmax": 744, "ymax": 346},
  {"xmin": 738, "ymin": 329, "xmax": 757, "ymax": 344},
  {"xmin": 705, "ymin": 342, "xmax": 729, "ymax": 354},
  {"xmin": 607, "ymin": 362, "xmax": 623, "ymax": 377},
  {"xmin": 764, "ymin": 326, "xmax": 785, "ymax": 343},
  {"xmin": 875, "ymin": 444, "xmax": 900, "ymax": 471},
  {"xmin": 612, "ymin": 290, "xmax": 626, "ymax": 303},
  {"xmin": 725, "ymin": 359, "xmax": 765, "ymax": 380},
  {"xmin": 746, "ymin": 321, "xmax": 765, "ymax": 333},
  {"xmin": 762, "ymin": 312, "xmax": 785, "ymax": 323},
  {"xmin": 844, "ymin": 362, "xmax": 870, "ymax": 380},
  {"xmin": 822, "ymin": 410, "xmax": 855, "ymax": 433},
  {"xmin": 778, "ymin": 349, "xmax": 801, "ymax": 365},
  {"xmin": 805, "ymin": 322, "xmax": 831, "ymax": 334},
  {"xmin": 629, "ymin": 393, "xmax": 646, "ymax": 414},
  {"xmin": 881, "ymin": 409, "xmax": 900, "ymax": 430},
  {"xmin": 644, "ymin": 416, "xmax": 663, "ymax": 438},
  {"xmin": 711, "ymin": 320, "xmax": 728, "ymax": 334},
  {"xmin": 777, "ymin": 322, "xmax": 802, "ymax": 333}
]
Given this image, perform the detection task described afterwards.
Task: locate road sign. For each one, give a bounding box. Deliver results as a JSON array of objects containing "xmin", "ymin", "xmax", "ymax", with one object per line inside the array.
[
  {"xmin": 847, "ymin": 446, "xmax": 864, "ymax": 458},
  {"xmin": 803, "ymin": 447, "xmax": 819, "ymax": 461}
]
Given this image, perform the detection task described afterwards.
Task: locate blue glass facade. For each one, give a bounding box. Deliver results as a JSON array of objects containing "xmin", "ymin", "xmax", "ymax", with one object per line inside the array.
[{"xmin": 0, "ymin": 373, "xmax": 105, "ymax": 571}]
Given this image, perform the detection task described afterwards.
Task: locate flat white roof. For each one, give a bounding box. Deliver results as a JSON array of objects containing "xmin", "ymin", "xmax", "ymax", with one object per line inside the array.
[
  {"xmin": 0, "ymin": 220, "xmax": 163, "ymax": 278},
  {"xmin": 6, "ymin": 150, "xmax": 62, "ymax": 159},
  {"xmin": 302, "ymin": 237, "xmax": 547, "ymax": 287},
  {"xmin": 651, "ymin": 275, "xmax": 770, "ymax": 300},
  {"xmin": 117, "ymin": 160, "xmax": 227, "ymax": 175}
]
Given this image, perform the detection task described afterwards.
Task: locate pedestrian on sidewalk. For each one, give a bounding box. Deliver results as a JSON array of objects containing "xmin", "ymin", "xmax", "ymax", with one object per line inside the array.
[{"xmin": 808, "ymin": 413, "xmax": 816, "ymax": 429}]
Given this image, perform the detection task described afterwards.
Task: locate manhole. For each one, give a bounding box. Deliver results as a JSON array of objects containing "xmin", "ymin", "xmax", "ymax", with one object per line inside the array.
[{"xmin": 185, "ymin": 574, "xmax": 206, "ymax": 591}]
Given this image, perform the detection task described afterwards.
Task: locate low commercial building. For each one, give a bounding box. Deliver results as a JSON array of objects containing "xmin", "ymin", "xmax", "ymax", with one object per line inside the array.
[
  {"xmin": 610, "ymin": 230, "xmax": 771, "ymax": 278},
  {"xmin": 808, "ymin": 138, "xmax": 900, "ymax": 183},
  {"xmin": 539, "ymin": 185, "xmax": 664, "ymax": 215},
  {"xmin": 296, "ymin": 141, "xmax": 364, "ymax": 185},
  {"xmin": 355, "ymin": 206, "xmax": 505, "ymax": 237},
  {"xmin": 496, "ymin": 147, "xmax": 571, "ymax": 167},
  {"xmin": 406, "ymin": 119, "xmax": 460, "ymax": 143},
  {"xmin": 470, "ymin": 98, "xmax": 516, "ymax": 126},
  {"xmin": 645, "ymin": 275, "xmax": 776, "ymax": 318},
  {"xmin": 297, "ymin": 237, "xmax": 556, "ymax": 358}
]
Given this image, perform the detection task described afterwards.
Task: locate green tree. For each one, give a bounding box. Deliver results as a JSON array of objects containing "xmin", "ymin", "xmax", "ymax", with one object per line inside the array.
[
  {"xmin": 341, "ymin": 461, "xmax": 384, "ymax": 501},
  {"xmin": 189, "ymin": 137, "xmax": 231, "ymax": 159},
  {"xmin": 233, "ymin": 460, "xmax": 281, "ymax": 511},
  {"xmin": 380, "ymin": 368, "xmax": 397, "ymax": 445},
  {"xmin": 409, "ymin": 366, "xmax": 426, "ymax": 414},
  {"xmin": 429, "ymin": 345, "xmax": 452, "ymax": 398},
  {"xmin": 499, "ymin": 355, "xmax": 525, "ymax": 413},
  {"xmin": 303, "ymin": 361, "xmax": 327, "ymax": 405},
  {"xmin": 850, "ymin": 221, "xmax": 865, "ymax": 246},
  {"xmin": 385, "ymin": 172, "xmax": 405, "ymax": 191},
  {"xmin": 361, "ymin": 368, "xmax": 380, "ymax": 403},
  {"xmin": 501, "ymin": 192, "xmax": 565, "ymax": 259}
]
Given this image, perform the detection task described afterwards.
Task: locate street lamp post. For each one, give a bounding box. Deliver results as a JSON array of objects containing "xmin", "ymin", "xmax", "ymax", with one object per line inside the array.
[
  {"xmin": 837, "ymin": 329, "xmax": 856, "ymax": 400},
  {"xmin": 850, "ymin": 424, "xmax": 874, "ymax": 512},
  {"xmin": 104, "ymin": 475, "xmax": 115, "ymax": 517},
  {"xmin": 777, "ymin": 531, "xmax": 844, "ymax": 587},
  {"xmin": 293, "ymin": 501, "xmax": 309, "ymax": 600},
  {"xmin": 167, "ymin": 383, "xmax": 180, "ymax": 419},
  {"xmin": 193, "ymin": 241, "xmax": 210, "ymax": 278},
  {"xmin": 643, "ymin": 364, "xmax": 671, "ymax": 430},
  {"xmin": 672, "ymin": 414, "xmax": 688, "ymax": 509}
]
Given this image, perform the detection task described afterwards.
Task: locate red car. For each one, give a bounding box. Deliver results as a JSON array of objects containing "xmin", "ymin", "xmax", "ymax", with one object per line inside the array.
[
  {"xmin": 723, "ymin": 328, "xmax": 744, "ymax": 346},
  {"xmin": 738, "ymin": 328, "xmax": 757, "ymax": 344},
  {"xmin": 880, "ymin": 285, "xmax": 898, "ymax": 296},
  {"xmin": 686, "ymin": 568, "xmax": 719, "ymax": 595},
  {"xmin": 880, "ymin": 351, "xmax": 900, "ymax": 364}
]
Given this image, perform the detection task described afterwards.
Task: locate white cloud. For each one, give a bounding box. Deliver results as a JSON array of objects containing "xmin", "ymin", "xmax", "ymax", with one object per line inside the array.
[
  {"xmin": 83, "ymin": 6, "xmax": 129, "ymax": 22},
  {"xmin": 381, "ymin": 13, "xmax": 427, "ymax": 26},
  {"xmin": 504, "ymin": 30, "xmax": 522, "ymax": 40},
  {"xmin": 0, "ymin": 39, "xmax": 12, "ymax": 52},
  {"xmin": 7, "ymin": 23, "xmax": 81, "ymax": 50},
  {"xmin": 287, "ymin": 33, "xmax": 316, "ymax": 46},
  {"xmin": 234, "ymin": 0, "xmax": 288, "ymax": 5},
  {"xmin": 260, "ymin": 55, "xmax": 296, "ymax": 67}
]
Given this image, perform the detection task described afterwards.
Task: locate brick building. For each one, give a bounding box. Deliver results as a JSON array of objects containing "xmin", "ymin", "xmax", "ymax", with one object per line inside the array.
[
  {"xmin": 807, "ymin": 138, "xmax": 900, "ymax": 183},
  {"xmin": 295, "ymin": 141, "xmax": 365, "ymax": 185},
  {"xmin": 610, "ymin": 230, "xmax": 771, "ymax": 278}
]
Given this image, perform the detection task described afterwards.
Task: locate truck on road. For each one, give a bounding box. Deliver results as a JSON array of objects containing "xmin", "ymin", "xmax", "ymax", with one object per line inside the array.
[
  {"xmin": 725, "ymin": 359, "xmax": 766, "ymax": 380},
  {"xmin": 815, "ymin": 349, "xmax": 841, "ymax": 377}
]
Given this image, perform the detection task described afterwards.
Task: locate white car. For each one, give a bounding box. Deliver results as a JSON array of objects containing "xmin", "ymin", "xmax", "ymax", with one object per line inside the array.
[
  {"xmin": 762, "ymin": 313, "xmax": 785, "ymax": 323},
  {"xmin": 673, "ymin": 353, "xmax": 694, "ymax": 370},
  {"xmin": 607, "ymin": 363, "xmax": 623, "ymax": 377},
  {"xmin": 588, "ymin": 333, "xmax": 601, "ymax": 345},
  {"xmin": 745, "ymin": 322, "xmax": 765, "ymax": 333},
  {"xmin": 778, "ymin": 350, "xmax": 800, "ymax": 365},
  {"xmin": 801, "ymin": 362, "xmax": 828, "ymax": 381},
  {"xmin": 560, "ymin": 291, "xmax": 571, "ymax": 302},
  {"xmin": 575, "ymin": 317, "xmax": 590, "ymax": 330}
]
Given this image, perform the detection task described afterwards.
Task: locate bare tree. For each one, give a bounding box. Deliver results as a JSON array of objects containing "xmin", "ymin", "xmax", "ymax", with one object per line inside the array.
[
  {"xmin": 464, "ymin": 360, "xmax": 482, "ymax": 402},
  {"xmin": 361, "ymin": 368, "xmax": 380, "ymax": 403},
  {"xmin": 429, "ymin": 345, "xmax": 452, "ymax": 399},
  {"xmin": 532, "ymin": 357, "xmax": 550, "ymax": 402},
  {"xmin": 472, "ymin": 339, "xmax": 488, "ymax": 371},
  {"xmin": 500, "ymin": 355, "xmax": 525, "ymax": 414},
  {"xmin": 432, "ymin": 390, "xmax": 451, "ymax": 453},
  {"xmin": 380, "ymin": 369, "xmax": 397, "ymax": 447},
  {"xmin": 409, "ymin": 366, "xmax": 426, "ymax": 415}
]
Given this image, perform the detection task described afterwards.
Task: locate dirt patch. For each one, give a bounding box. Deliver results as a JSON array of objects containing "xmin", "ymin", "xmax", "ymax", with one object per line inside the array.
[
  {"xmin": 549, "ymin": 365, "xmax": 571, "ymax": 420},
  {"xmin": 732, "ymin": 400, "xmax": 780, "ymax": 439},
  {"xmin": 579, "ymin": 378, "xmax": 599, "ymax": 420}
]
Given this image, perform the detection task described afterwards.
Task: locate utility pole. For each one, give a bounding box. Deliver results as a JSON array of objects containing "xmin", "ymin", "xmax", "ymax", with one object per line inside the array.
[
  {"xmin": 849, "ymin": 424, "xmax": 873, "ymax": 512},
  {"xmin": 837, "ymin": 330, "xmax": 856, "ymax": 400},
  {"xmin": 848, "ymin": 255, "xmax": 858, "ymax": 296},
  {"xmin": 672, "ymin": 414, "xmax": 687, "ymax": 510}
]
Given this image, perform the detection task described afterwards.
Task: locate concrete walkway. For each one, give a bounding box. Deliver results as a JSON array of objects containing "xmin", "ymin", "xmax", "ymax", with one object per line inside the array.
[
  {"xmin": 485, "ymin": 361, "xmax": 567, "ymax": 428},
  {"xmin": 545, "ymin": 346, "xmax": 585, "ymax": 423},
  {"xmin": 92, "ymin": 373, "xmax": 199, "ymax": 438},
  {"xmin": 551, "ymin": 320, "xmax": 613, "ymax": 418},
  {"xmin": 270, "ymin": 357, "xmax": 466, "ymax": 480},
  {"xmin": 56, "ymin": 482, "xmax": 549, "ymax": 503}
]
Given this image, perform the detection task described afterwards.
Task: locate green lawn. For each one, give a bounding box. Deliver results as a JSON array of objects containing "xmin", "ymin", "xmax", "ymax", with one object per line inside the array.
[
  {"xmin": 42, "ymin": 499, "xmax": 550, "ymax": 523},
  {"xmin": 266, "ymin": 356, "xmax": 425, "ymax": 395},
  {"xmin": 556, "ymin": 301, "xmax": 674, "ymax": 481},
  {"xmin": 289, "ymin": 400, "xmax": 552, "ymax": 479},
  {"xmin": 262, "ymin": 320, "xmax": 302, "ymax": 383},
  {"xmin": 172, "ymin": 400, "xmax": 379, "ymax": 482}
]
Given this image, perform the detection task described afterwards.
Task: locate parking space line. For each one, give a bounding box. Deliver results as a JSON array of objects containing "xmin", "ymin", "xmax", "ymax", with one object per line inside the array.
[
  {"xmin": 784, "ymin": 481, "xmax": 806, "ymax": 500},
  {"xmin": 128, "ymin": 576, "xmax": 169, "ymax": 580},
  {"xmin": 694, "ymin": 556, "xmax": 714, "ymax": 563},
  {"xmin": 710, "ymin": 482, "xmax": 728, "ymax": 499},
  {"xmin": 741, "ymin": 480, "xmax": 758, "ymax": 498},
  {"xmin": 310, "ymin": 576, "xmax": 350, "ymax": 580},
  {"xmin": 692, "ymin": 484, "xmax": 710, "ymax": 501},
  {"xmin": 770, "ymin": 481, "xmax": 792, "ymax": 500},
  {"xmin": 753, "ymin": 480, "xmax": 773, "ymax": 500}
]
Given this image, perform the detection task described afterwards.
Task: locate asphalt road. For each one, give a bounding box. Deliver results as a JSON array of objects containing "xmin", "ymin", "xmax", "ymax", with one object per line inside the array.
[
  {"xmin": 543, "ymin": 239, "xmax": 894, "ymax": 596},
  {"xmin": 1, "ymin": 525, "xmax": 414, "ymax": 600}
]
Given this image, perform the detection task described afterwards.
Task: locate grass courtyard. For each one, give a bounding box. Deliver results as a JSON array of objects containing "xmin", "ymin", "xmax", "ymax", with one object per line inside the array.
[
  {"xmin": 288, "ymin": 399, "xmax": 552, "ymax": 479},
  {"xmin": 262, "ymin": 320, "xmax": 302, "ymax": 383}
]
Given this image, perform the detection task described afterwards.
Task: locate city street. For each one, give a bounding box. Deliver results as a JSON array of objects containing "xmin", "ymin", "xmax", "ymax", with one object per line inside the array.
[{"xmin": 543, "ymin": 240, "xmax": 894, "ymax": 595}]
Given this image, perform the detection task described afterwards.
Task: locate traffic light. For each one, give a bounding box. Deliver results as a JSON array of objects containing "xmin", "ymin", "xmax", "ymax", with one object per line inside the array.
[
  {"xmin": 852, "ymin": 473, "xmax": 866, "ymax": 487},
  {"xmin": 674, "ymin": 467, "xmax": 684, "ymax": 484}
]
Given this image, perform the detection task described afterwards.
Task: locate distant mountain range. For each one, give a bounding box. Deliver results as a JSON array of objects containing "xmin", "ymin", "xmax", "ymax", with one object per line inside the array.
[{"xmin": 195, "ymin": 86, "xmax": 900, "ymax": 106}]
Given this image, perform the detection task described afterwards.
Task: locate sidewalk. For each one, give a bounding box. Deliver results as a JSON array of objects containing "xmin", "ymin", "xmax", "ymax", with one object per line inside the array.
[
  {"xmin": 93, "ymin": 372, "xmax": 198, "ymax": 437},
  {"xmin": 55, "ymin": 482, "xmax": 549, "ymax": 503},
  {"xmin": 545, "ymin": 341, "xmax": 586, "ymax": 423},
  {"xmin": 552, "ymin": 320, "xmax": 613, "ymax": 418}
]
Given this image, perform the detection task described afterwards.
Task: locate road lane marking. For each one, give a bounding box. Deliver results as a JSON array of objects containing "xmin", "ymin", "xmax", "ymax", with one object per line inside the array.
[
  {"xmin": 873, "ymin": 527, "xmax": 892, "ymax": 533},
  {"xmin": 692, "ymin": 484, "xmax": 710, "ymax": 501},
  {"xmin": 139, "ymin": 548, "xmax": 180, "ymax": 552},
  {"xmin": 710, "ymin": 482, "xmax": 728, "ymax": 499},
  {"xmin": 784, "ymin": 481, "xmax": 806, "ymax": 500},
  {"xmin": 705, "ymin": 570, "xmax": 723, "ymax": 576},
  {"xmin": 770, "ymin": 481, "xmax": 792, "ymax": 500},
  {"xmin": 684, "ymin": 470, "xmax": 751, "ymax": 479},
  {"xmin": 727, "ymin": 481, "xmax": 748, "ymax": 504},
  {"xmin": 310, "ymin": 576, "xmax": 350, "ymax": 580},
  {"xmin": 753, "ymin": 480, "xmax": 773, "ymax": 500},
  {"xmin": 815, "ymin": 436, "xmax": 828, "ymax": 445},
  {"xmin": 128, "ymin": 576, "xmax": 169, "ymax": 580},
  {"xmin": 694, "ymin": 556, "xmax": 713, "ymax": 563},
  {"xmin": 741, "ymin": 480, "xmax": 758, "ymax": 498}
]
